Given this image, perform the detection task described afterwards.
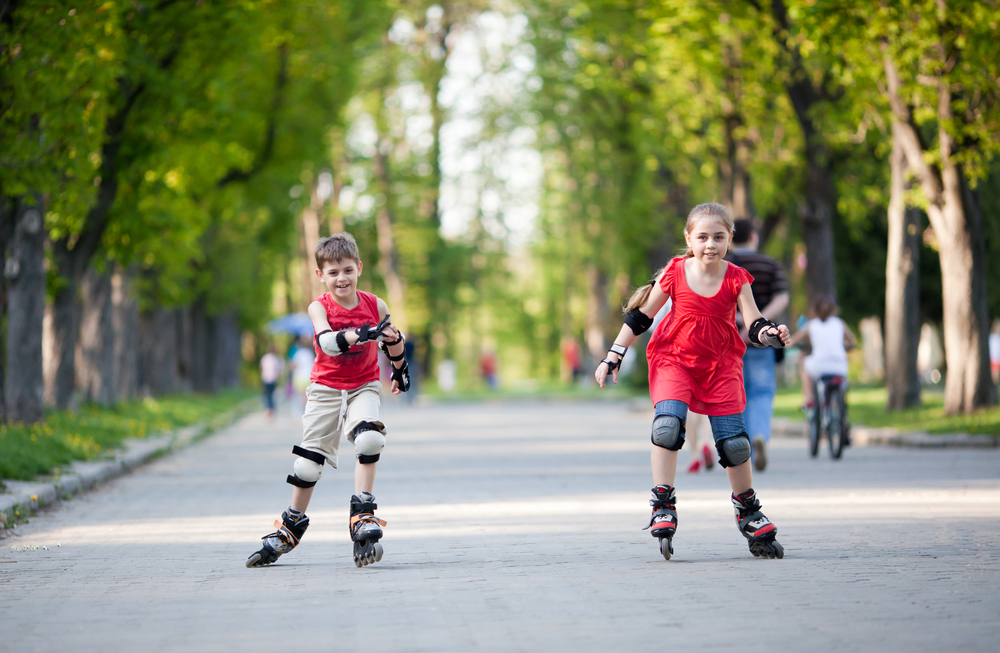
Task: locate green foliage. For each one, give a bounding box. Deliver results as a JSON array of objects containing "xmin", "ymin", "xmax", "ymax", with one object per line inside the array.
[{"xmin": 0, "ymin": 390, "xmax": 255, "ymax": 480}]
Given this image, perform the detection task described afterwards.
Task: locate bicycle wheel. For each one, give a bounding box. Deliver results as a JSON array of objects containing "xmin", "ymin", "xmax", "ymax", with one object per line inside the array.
[
  {"xmin": 828, "ymin": 387, "xmax": 845, "ymax": 459},
  {"xmin": 808, "ymin": 405, "xmax": 820, "ymax": 457}
]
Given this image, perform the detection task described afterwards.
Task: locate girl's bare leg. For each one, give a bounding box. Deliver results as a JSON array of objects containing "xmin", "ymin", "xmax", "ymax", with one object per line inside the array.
[
  {"xmin": 290, "ymin": 486, "xmax": 314, "ymax": 513},
  {"xmin": 726, "ymin": 461, "xmax": 753, "ymax": 495},
  {"xmin": 355, "ymin": 461, "xmax": 376, "ymax": 495},
  {"xmin": 651, "ymin": 446, "xmax": 678, "ymax": 486}
]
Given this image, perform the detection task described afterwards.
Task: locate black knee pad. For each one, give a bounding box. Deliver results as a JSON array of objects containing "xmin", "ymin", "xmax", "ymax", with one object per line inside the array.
[
  {"xmin": 651, "ymin": 414, "xmax": 686, "ymax": 451},
  {"xmin": 716, "ymin": 433, "xmax": 751, "ymax": 468}
]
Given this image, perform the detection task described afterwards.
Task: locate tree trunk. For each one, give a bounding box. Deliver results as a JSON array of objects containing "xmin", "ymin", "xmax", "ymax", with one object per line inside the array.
[
  {"xmin": 49, "ymin": 281, "xmax": 80, "ymax": 410},
  {"xmin": 112, "ymin": 267, "xmax": 140, "ymax": 401},
  {"xmin": 769, "ymin": 0, "xmax": 837, "ymax": 300},
  {"xmin": 212, "ymin": 311, "xmax": 242, "ymax": 390},
  {"xmin": 884, "ymin": 55, "xmax": 995, "ymax": 413},
  {"xmin": 77, "ymin": 269, "xmax": 116, "ymax": 406},
  {"xmin": 0, "ymin": 196, "xmax": 14, "ymax": 422},
  {"xmin": 139, "ymin": 308, "xmax": 180, "ymax": 396},
  {"xmin": 374, "ymin": 124, "xmax": 409, "ymax": 331},
  {"xmin": 4, "ymin": 195, "xmax": 46, "ymax": 423},
  {"xmin": 300, "ymin": 182, "xmax": 324, "ymax": 304},
  {"xmin": 189, "ymin": 301, "xmax": 212, "ymax": 392},
  {"xmin": 584, "ymin": 265, "xmax": 609, "ymax": 363},
  {"xmin": 884, "ymin": 129, "xmax": 922, "ymax": 410}
]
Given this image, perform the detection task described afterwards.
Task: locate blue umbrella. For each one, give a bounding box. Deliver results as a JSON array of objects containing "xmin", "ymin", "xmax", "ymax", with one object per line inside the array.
[{"xmin": 266, "ymin": 313, "xmax": 314, "ymax": 337}]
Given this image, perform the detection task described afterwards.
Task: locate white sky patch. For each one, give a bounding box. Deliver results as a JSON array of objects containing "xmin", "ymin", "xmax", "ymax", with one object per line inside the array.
[{"xmin": 439, "ymin": 10, "xmax": 542, "ymax": 245}]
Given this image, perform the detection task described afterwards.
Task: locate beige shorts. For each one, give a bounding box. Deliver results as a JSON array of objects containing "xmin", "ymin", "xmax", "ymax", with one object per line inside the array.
[{"xmin": 300, "ymin": 381, "xmax": 385, "ymax": 469}]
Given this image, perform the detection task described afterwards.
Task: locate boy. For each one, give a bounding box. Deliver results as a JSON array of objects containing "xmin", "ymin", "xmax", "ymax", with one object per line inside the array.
[{"xmin": 247, "ymin": 233, "xmax": 410, "ymax": 569}]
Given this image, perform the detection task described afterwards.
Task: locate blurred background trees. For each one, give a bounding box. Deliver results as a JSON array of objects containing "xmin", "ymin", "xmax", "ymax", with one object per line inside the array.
[{"xmin": 2, "ymin": 0, "xmax": 997, "ymax": 422}]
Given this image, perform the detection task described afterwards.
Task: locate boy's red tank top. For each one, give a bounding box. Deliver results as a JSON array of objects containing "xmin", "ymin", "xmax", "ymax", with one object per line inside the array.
[
  {"xmin": 310, "ymin": 290, "xmax": 381, "ymax": 390},
  {"xmin": 646, "ymin": 257, "xmax": 754, "ymax": 416}
]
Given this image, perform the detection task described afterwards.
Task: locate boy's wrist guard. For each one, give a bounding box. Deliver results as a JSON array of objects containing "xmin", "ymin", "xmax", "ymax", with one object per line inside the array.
[
  {"xmin": 391, "ymin": 359, "xmax": 411, "ymax": 392},
  {"xmin": 749, "ymin": 317, "xmax": 783, "ymax": 349},
  {"xmin": 356, "ymin": 314, "xmax": 394, "ymax": 344},
  {"xmin": 379, "ymin": 338, "xmax": 406, "ymax": 361},
  {"xmin": 624, "ymin": 308, "xmax": 654, "ymax": 336}
]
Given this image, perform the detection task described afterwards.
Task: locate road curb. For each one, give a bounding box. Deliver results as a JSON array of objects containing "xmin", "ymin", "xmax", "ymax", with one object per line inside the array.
[
  {"xmin": 771, "ymin": 417, "xmax": 999, "ymax": 448},
  {"xmin": 0, "ymin": 402, "xmax": 254, "ymax": 526}
]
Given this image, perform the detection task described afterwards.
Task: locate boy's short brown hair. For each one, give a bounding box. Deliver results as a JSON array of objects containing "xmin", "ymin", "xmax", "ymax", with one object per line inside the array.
[{"xmin": 315, "ymin": 233, "xmax": 361, "ymax": 268}]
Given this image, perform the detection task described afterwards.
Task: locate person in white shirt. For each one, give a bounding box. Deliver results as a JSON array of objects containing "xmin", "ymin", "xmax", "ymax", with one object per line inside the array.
[
  {"xmin": 260, "ymin": 347, "xmax": 285, "ymax": 421},
  {"xmin": 789, "ymin": 295, "xmax": 857, "ymax": 408}
]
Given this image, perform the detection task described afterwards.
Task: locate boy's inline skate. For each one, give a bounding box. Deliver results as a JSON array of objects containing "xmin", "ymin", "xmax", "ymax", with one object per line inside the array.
[
  {"xmin": 350, "ymin": 492, "xmax": 386, "ymax": 567},
  {"xmin": 246, "ymin": 508, "xmax": 309, "ymax": 568},
  {"xmin": 732, "ymin": 489, "xmax": 783, "ymax": 559},
  {"xmin": 643, "ymin": 484, "xmax": 677, "ymax": 560}
]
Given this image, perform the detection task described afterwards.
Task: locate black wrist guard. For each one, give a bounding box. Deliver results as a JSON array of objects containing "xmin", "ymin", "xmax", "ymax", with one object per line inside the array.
[
  {"xmin": 749, "ymin": 317, "xmax": 783, "ymax": 349},
  {"xmin": 379, "ymin": 340, "xmax": 405, "ymax": 361},
  {"xmin": 335, "ymin": 330, "xmax": 350, "ymax": 353},
  {"xmin": 601, "ymin": 343, "xmax": 628, "ymax": 372},
  {"xmin": 624, "ymin": 307, "xmax": 654, "ymax": 336},
  {"xmin": 391, "ymin": 359, "xmax": 411, "ymax": 392}
]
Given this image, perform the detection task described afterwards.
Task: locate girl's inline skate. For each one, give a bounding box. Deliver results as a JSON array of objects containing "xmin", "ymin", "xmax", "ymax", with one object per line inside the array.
[
  {"xmin": 350, "ymin": 492, "xmax": 386, "ymax": 567},
  {"xmin": 643, "ymin": 484, "xmax": 677, "ymax": 560},
  {"xmin": 732, "ymin": 489, "xmax": 783, "ymax": 559}
]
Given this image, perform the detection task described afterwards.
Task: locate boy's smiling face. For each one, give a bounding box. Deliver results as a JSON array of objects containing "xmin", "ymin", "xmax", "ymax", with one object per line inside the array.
[{"xmin": 316, "ymin": 257, "xmax": 362, "ymax": 302}]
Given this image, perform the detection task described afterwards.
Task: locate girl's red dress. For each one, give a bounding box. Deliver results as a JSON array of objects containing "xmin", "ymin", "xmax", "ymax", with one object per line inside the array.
[{"xmin": 646, "ymin": 257, "xmax": 754, "ymax": 416}]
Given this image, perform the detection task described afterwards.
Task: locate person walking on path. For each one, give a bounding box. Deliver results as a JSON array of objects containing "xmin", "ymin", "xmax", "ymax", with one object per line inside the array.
[
  {"xmin": 595, "ymin": 203, "xmax": 790, "ymax": 561},
  {"xmin": 247, "ymin": 232, "xmax": 411, "ymax": 569},
  {"xmin": 724, "ymin": 219, "xmax": 789, "ymax": 472},
  {"xmin": 684, "ymin": 412, "xmax": 715, "ymax": 474},
  {"xmin": 259, "ymin": 346, "xmax": 284, "ymax": 421}
]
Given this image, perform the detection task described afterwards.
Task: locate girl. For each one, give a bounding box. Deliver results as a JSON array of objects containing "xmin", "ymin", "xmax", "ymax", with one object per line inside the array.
[
  {"xmin": 595, "ymin": 203, "xmax": 789, "ymax": 561},
  {"xmin": 789, "ymin": 294, "xmax": 856, "ymax": 409}
]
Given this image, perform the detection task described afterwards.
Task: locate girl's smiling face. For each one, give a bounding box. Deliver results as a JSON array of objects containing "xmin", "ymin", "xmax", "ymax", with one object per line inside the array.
[{"xmin": 685, "ymin": 216, "xmax": 732, "ymax": 263}]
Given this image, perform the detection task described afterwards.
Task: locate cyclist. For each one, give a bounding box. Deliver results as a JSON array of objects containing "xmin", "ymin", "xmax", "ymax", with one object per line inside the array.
[{"xmin": 789, "ymin": 295, "xmax": 856, "ymax": 428}]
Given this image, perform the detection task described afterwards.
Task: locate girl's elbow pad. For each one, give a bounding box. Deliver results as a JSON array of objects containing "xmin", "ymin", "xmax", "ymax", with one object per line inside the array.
[{"xmin": 624, "ymin": 308, "xmax": 653, "ymax": 335}]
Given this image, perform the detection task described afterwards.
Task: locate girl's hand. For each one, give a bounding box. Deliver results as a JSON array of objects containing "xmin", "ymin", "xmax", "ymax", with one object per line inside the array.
[
  {"xmin": 594, "ymin": 359, "xmax": 619, "ymax": 388},
  {"xmin": 774, "ymin": 324, "xmax": 791, "ymax": 346}
]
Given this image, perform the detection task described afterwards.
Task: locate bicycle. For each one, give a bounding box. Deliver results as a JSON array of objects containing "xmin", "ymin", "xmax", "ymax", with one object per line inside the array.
[{"xmin": 807, "ymin": 375, "xmax": 849, "ymax": 459}]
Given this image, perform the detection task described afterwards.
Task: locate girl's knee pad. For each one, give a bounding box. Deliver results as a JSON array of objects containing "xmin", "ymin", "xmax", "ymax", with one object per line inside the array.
[
  {"xmin": 354, "ymin": 422, "xmax": 385, "ymax": 464},
  {"xmin": 651, "ymin": 415, "xmax": 685, "ymax": 450},
  {"xmin": 716, "ymin": 433, "xmax": 751, "ymax": 468}
]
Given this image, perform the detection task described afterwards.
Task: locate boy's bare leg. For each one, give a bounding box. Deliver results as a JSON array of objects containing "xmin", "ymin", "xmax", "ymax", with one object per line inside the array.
[
  {"xmin": 355, "ymin": 461, "xmax": 376, "ymax": 495},
  {"xmin": 290, "ymin": 486, "xmax": 314, "ymax": 513},
  {"xmin": 651, "ymin": 446, "xmax": 678, "ymax": 486},
  {"xmin": 726, "ymin": 461, "xmax": 752, "ymax": 494}
]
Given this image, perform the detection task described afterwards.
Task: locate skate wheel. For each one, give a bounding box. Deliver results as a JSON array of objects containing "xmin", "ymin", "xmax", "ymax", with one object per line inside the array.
[
  {"xmin": 772, "ymin": 541, "xmax": 784, "ymax": 559},
  {"xmin": 659, "ymin": 537, "xmax": 672, "ymax": 561},
  {"xmin": 373, "ymin": 542, "xmax": 383, "ymax": 562},
  {"xmin": 246, "ymin": 553, "xmax": 262, "ymax": 568}
]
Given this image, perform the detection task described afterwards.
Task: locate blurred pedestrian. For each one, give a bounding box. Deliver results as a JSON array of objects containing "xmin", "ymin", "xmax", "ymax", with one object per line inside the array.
[
  {"xmin": 562, "ymin": 338, "xmax": 583, "ymax": 382},
  {"xmin": 480, "ymin": 350, "xmax": 498, "ymax": 389},
  {"xmin": 289, "ymin": 337, "xmax": 315, "ymax": 417},
  {"xmin": 725, "ymin": 218, "xmax": 789, "ymax": 472},
  {"xmin": 684, "ymin": 412, "xmax": 715, "ymax": 473},
  {"xmin": 260, "ymin": 346, "xmax": 284, "ymax": 421},
  {"xmin": 990, "ymin": 320, "xmax": 1000, "ymax": 385}
]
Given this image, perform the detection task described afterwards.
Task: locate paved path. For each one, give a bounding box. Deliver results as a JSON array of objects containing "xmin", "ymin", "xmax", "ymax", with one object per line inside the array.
[{"xmin": 2, "ymin": 398, "xmax": 999, "ymax": 652}]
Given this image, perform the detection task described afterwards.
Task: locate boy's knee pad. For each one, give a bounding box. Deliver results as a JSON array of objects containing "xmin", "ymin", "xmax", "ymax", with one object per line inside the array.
[
  {"xmin": 716, "ymin": 433, "xmax": 751, "ymax": 468},
  {"xmin": 353, "ymin": 421, "xmax": 385, "ymax": 464},
  {"xmin": 287, "ymin": 445, "xmax": 325, "ymax": 487},
  {"xmin": 651, "ymin": 415, "xmax": 685, "ymax": 451}
]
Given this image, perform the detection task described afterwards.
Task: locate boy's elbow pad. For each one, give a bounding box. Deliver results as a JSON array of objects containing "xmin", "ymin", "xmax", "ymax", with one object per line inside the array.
[
  {"xmin": 317, "ymin": 330, "xmax": 349, "ymax": 356},
  {"xmin": 624, "ymin": 308, "xmax": 654, "ymax": 335}
]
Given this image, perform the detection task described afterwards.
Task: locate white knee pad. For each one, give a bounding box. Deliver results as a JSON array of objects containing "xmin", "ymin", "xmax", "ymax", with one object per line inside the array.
[
  {"xmin": 293, "ymin": 457, "xmax": 323, "ymax": 483},
  {"xmin": 354, "ymin": 424, "xmax": 385, "ymax": 464},
  {"xmin": 287, "ymin": 445, "xmax": 325, "ymax": 488}
]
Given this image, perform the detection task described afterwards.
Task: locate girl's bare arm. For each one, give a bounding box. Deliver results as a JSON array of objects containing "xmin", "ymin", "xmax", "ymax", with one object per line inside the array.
[
  {"xmin": 736, "ymin": 284, "xmax": 790, "ymax": 347},
  {"xmin": 595, "ymin": 279, "xmax": 670, "ymax": 388}
]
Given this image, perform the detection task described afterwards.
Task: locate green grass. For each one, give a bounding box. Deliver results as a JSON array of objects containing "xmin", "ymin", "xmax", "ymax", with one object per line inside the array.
[
  {"xmin": 775, "ymin": 385, "xmax": 1000, "ymax": 435},
  {"xmin": 0, "ymin": 389, "xmax": 256, "ymax": 482}
]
